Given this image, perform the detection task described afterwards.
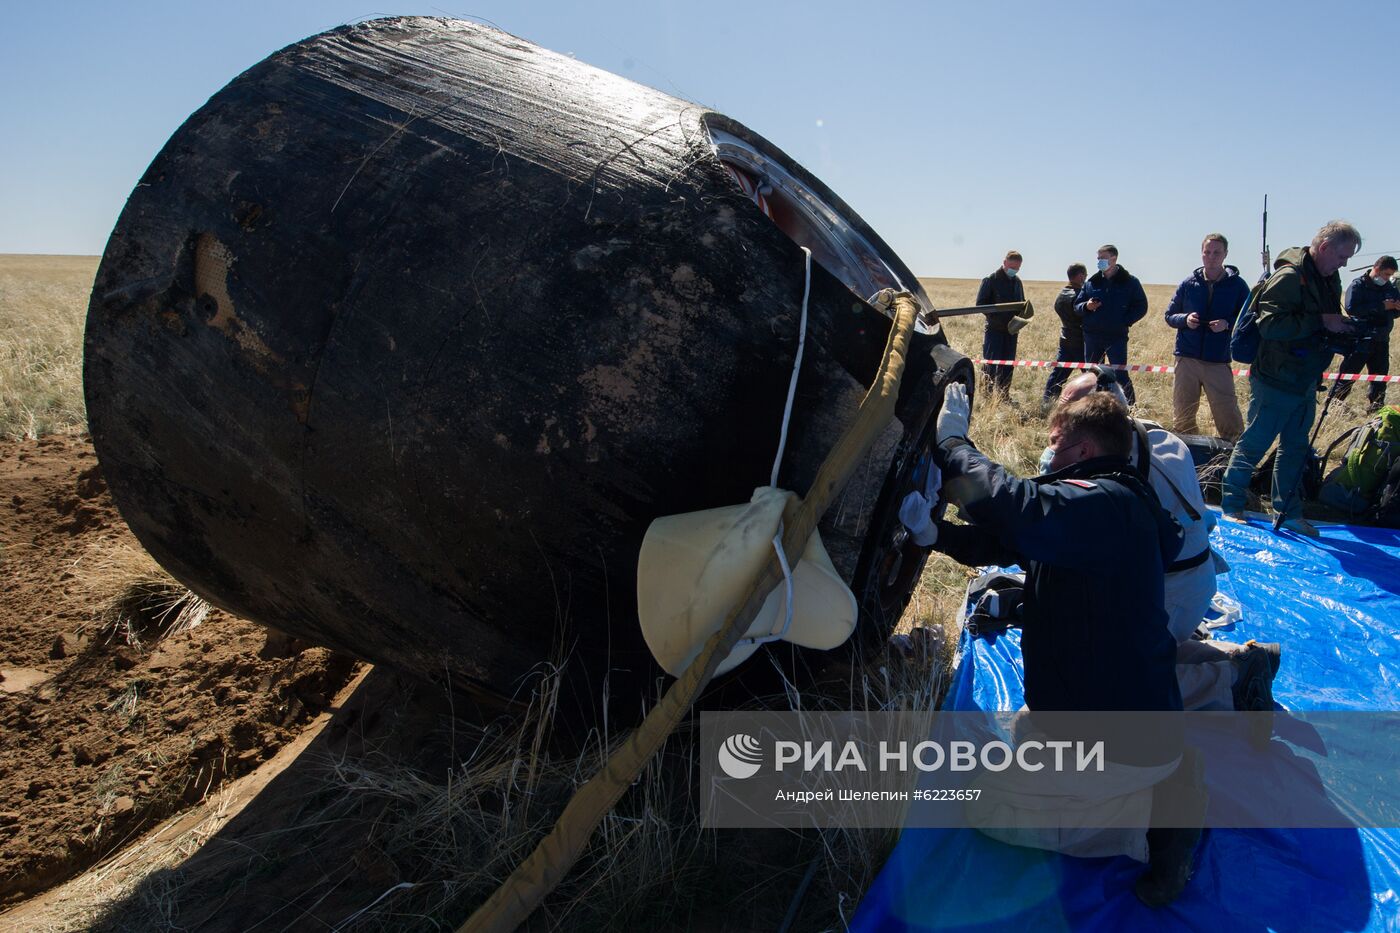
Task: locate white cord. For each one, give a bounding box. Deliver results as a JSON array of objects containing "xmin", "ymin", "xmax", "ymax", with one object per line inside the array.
[
  {"xmin": 738, "ymin": 250, "xmax": 812, "ymax": 651},
  {"xmin": 771, "ymin": 524, "xmax": 795, "ymax": 639},
  {"xmin": 770, "ymin": 246, "xmax": 812, "ymax": 488}
]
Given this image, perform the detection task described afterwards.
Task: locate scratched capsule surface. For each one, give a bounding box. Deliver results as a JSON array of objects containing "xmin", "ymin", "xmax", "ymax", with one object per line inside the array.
[{"xmin": 83, "ymin": 16, "xmax": 965, "ymax": 703}]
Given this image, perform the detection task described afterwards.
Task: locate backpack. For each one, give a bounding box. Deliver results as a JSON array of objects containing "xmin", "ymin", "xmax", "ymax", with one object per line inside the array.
[
  {"xmin": 1174, "ymin": 432, "xmax": 1234, "ymax": 504},
  {"xmin": 1229, "ymin": 274, "xmax": 1269, "ymax": 364},
  {"xmin": 1337, "ymin": 405, "xmax": 1400, "ymax": 497},
  {"xmin": 1318, "ymin": 406, "xmax": 1400, "ymax": 519},
  {"xmin": 1372, "ymin": 458, "xmax": 1400, "ymax": 527},
  {"xmin": 1230, "ymin": 259, "xmax": 1306, "ymax": 364}
]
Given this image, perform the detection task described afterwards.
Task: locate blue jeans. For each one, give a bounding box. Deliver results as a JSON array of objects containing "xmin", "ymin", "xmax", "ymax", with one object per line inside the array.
[
  {"xmin": 982, "ymin": 328, "xmax": 1017, "ymax": 395},
  {"xmin": 1083, "ymin": 333, "xmax": 1135, "ymax": 404},
  {"xmin": 1220, "ymin": 378, "xmax": 1318, "ymax": 519},
  {"xmin": 1044, "ymin": 325, "xmax": 1084, "ymax": 400}
]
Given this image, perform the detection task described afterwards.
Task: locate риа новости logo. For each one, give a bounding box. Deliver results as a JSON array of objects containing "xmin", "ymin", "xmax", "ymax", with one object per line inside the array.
[{"xmin": 718, "ymin": 733, "xmax": 763, "ymax": 779}]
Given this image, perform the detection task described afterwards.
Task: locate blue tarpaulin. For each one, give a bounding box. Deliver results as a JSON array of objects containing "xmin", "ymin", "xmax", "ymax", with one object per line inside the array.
[{"xmin": 852, "ymin": 517, "xmax": 1400, "ymax": 932}]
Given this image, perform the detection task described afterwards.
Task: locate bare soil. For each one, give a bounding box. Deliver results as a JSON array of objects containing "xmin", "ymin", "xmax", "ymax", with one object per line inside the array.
[
  {"xmin": 0, "ymin": 435, "xmax": 906, "ymax": 933},
  {"xmin": 0, "ymin": 433, "xmax": 362, "ymax": 908}
]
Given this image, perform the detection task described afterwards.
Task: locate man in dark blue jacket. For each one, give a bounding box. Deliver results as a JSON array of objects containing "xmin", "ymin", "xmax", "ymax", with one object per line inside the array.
[
  {"xmin": 931, "ymin": 389, "xmax": 1183, "ymax": 714},
  {"xmin": 977, "ymin": 250, "xmax": 1026, "ymax": 399},
  {"xmin": 1337, "ymin": 256, "xmax": 1400, "ymax": 409},
  {"xmin": 1164, "ymin": 233, "xmax": 1249, "ymax": 439},
  {"xmin": 1076, "ymin": 244, "xmax": 1148, "ymax": 404},
  {"xmin": 917, "ymin": 386, "xmax": 1199, "ymax": 905},
  {"xmin": 1042, "ymin": 263, "xmax": 1089, "ymax": 408}
]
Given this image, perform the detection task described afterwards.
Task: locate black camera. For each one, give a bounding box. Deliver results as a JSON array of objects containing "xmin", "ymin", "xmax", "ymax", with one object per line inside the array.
[{"xmin": 1324, "ymin": 318, "xmax": 1384, "ymax": 358}]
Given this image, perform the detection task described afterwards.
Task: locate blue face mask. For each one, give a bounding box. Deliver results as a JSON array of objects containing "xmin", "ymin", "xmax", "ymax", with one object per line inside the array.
[
  {"xmin": 1038, "ymin": 446, "xmax": 1056, "ymax": 475},
  {"xmin": 1097, "ymin": 258, "xmax": 1111, "ymax": 272},
  {"xmin": 1006, "ymin": 267, "xmax": 1019, "ymax": 278}
]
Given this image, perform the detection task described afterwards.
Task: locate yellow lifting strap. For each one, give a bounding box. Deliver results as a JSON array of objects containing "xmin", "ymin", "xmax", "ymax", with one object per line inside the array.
[{"xmin": 458, "ymin": 292, "xmax": 921, "ymax": 933}]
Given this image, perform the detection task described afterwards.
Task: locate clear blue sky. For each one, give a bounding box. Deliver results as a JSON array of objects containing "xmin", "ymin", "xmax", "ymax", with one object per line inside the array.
[{"xmin": 2, "ymin": 0, "xmax": 1396, "ymax": 284}]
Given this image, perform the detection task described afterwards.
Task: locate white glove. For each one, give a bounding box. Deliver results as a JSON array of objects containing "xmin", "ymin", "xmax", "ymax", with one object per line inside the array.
[
  {"xmin": 936, "ymin": 382, "xmax": 971, "ymax": 444},
  {"xmin": 899, "ymin": 491, "xmax": 938, "ymax": 546},
  {"xmin": 897, "ymin": 461, "xmax": 942, "ymax": 547}
]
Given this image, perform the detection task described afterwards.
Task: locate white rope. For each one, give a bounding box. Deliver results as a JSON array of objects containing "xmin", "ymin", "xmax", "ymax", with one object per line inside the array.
[
  {"xmin": 738, "ymin": 248, "xmax": 813, "ymax": 651},
  {"xmin": 770, "ymin": 246, "xmax": 812, "ymax": 487},
  {"xmin": 770, "ymin": 522, "xmax": 796, "ymax": 640}
]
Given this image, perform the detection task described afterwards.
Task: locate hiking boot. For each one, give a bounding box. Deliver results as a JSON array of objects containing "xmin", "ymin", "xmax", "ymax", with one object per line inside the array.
[
  {"xmin": 1231, "ymin": 641, "xmax": 1281, "ymax": 711},
  {"xmin": 1134, "ymin": 748, "xmax": 1207, "ymax": 908},
  {"xmin": 1134, "ymin": 827, "xmax": 1203, "ymax": 908},
  {"xmin": 1280, "ymin": 517, "xmax": 1319, "ymax": 538},
  {"xmin": 1233, "ymin": 641, "xmax": 1281, "ymax": 748},
  {"xmin": 1250, "ymin": 639, "xmax": 1282, "ymax": 676}
]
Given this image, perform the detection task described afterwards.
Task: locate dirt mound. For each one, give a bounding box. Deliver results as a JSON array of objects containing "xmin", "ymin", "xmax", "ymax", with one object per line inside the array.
[{"xmin": 0, "ymin": 434, "xmax": 362, "ymax": 906}]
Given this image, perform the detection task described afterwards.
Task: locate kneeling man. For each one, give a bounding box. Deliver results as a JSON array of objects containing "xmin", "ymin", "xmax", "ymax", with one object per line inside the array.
[{"xmin": 916, "ymin": 386, "xmax": 1205, "ymax": 906}]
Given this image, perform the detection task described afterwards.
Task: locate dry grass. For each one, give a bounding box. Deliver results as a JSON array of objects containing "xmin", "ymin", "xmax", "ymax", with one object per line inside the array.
[
  {"xmin": 0, "ymin": 254, "xmax": 97, "ymax": 440},
  {"xmin": 304, "ymin": 671, "xmax": 710, "ymax": 930},
  {"xmin": 292, "ymin": 647, "xmax": 944, "ymax": 930},
  {"xmin": 16, "ymin": 787, "xmax": 238, "ymax": 933},
  {"xmin": 263, "ymin": 600, "xmax": 947, "ymax": 930},
  {"xmin": 57, "ymin": 646, "xmax": 942, "ymax": 931},
  {"xmin": 71, "ymin": 541, "xmax": 212, "ymax": 647}
]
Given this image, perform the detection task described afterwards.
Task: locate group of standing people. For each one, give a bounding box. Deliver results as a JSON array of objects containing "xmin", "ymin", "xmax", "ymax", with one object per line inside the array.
[
  {"xmin": 978, "ymin": 224, "xmax": 1399, "ymax": 534},
  {"xmin": 982, "ymin": 245, "xmax": 1151, "ymax": 407},
  {"xmin": 1019, "ymin": 236, "xmax": 1244, "ymax": 430},
  {"xmin": 983, "ymin": 234, "xmax": 1397, "ymax": 430}
]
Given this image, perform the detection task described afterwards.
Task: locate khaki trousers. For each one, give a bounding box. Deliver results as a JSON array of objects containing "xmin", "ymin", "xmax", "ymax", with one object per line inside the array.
[
  {"xmin": 968, "ymin": 740, "xmax": 1179, "ymax": 863},
  {"xmin": 1166, "ymin": 560, "xmax": 1239, "ymax": 710},
  {"xmin": 1173, "ymin": 356, "xmax": 1244, "ymax": 440}
]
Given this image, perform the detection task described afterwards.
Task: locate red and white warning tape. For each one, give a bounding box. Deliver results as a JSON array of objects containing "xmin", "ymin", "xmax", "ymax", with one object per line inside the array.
[{"xmin": 973, "ymin": 359, "xmax": 1400, "ymax": 383}]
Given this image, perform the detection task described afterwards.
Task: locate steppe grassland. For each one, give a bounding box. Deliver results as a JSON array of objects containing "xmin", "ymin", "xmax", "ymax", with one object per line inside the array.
[{"xmin": 0, "ymin": 254, "xmax": 97, "ymax": 439}]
